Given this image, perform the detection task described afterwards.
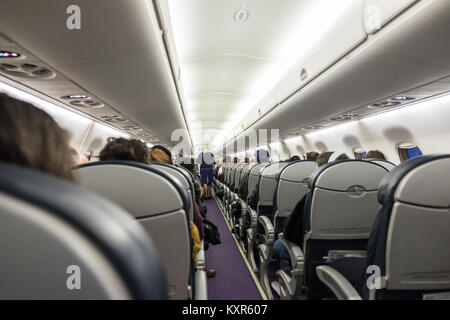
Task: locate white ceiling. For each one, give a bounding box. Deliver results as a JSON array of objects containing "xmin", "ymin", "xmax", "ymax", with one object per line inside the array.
[{"xmin": 164, "ymin": 0, "xmax": 355, "ymax": 152}]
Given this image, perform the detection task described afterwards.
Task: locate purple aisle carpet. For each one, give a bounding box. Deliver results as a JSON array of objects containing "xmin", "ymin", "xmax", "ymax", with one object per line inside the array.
[{"xmin": 204, "ymin": 198, "xmax": 262, "ymax": 300}]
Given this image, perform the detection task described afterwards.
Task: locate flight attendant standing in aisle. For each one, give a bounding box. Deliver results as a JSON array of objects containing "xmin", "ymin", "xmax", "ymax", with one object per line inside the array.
[{"xmin": 197, "ymin": 145, "xmax": 215, "ymax": 199}]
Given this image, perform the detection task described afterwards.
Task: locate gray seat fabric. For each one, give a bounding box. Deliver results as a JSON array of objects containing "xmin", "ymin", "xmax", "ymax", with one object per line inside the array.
[
  {"xmin": 233, "ymin": 164, "xmax": 247, "ymax": 191},
  {"xmin": 151, "ymin": 162, "xmax": 195, "ymax": 221},
  {"xmin": 306, "ymin": 160, "xmax": 389, "ymax": 240},
  {"xmin": 74, "ymin": 161, "xmax": 191, "ymax": 300},
  {"xmin": 258, "ymin": 163, "xmax": 289, "ymax": 208},
  {"xmin": 275, "ymin": 161, "xmax": 317, "ymax": 219},
  {"xmin": 247, "ymin": 163, "xmax": 270, "ymax": 203},
  {"xmin": 0, "ymin": 162, "xmax": 167, "ymax": 300}
]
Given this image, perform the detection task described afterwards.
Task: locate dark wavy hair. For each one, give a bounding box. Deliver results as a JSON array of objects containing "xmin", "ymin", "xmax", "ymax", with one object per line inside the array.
[
  {"xmin": 0, "ymin": 93, "xmax": 74, "ymax": 180},
  {"xmin": 99, "ymin": 137, "xmax": 149, "ymax": 164}
]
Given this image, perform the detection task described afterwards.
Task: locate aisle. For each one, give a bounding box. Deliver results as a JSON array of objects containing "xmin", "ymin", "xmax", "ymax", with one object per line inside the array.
[{"xmin": 203, "ymin": 198, "xmax": 263, "ymax": 300}]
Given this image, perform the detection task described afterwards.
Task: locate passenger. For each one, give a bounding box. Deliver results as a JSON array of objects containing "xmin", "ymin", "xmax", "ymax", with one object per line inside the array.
[
  {"xmin": 196, "ymin": 146, "xmax": 215, "ymax": 200},
  {"xmin": 306, "ymin": 151, "xmax": 319, "ymax": 161},
  {"xmin": 244, "ymin": 157, "xmax": 250, "ymax": 163},
  {"xmin": 149, "ymin": 145, "xmax": 174, "ymax": 164},
  {"xmin": 233, "ymin": 157, "xmax": 238, "ymax": 164},
  {"xmin": 288, "ymin": 155, "xmax": 301, "ymax": 162},
  {"xmin": 316, "ymin": 151, "xmax": 334, "ymax": 167},
  {"xmin": 99, "ymin": 138, "xmax": 149, "ymax": 163},
  {"xmin": 364, "ymin": 150, "xmax": 386, "ymax": 160},
  {"xmin": 0, "ymin": 93, "xmax": 74, "ymax": 181}
]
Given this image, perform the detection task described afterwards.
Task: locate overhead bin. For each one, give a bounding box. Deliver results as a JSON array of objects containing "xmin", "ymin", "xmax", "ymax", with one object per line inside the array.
[
  {"xmin": 0, "ymin": 0, "xmax": 189, "ymax": 146},
  {"xmin": 226, "ymin": 0, "xmax": 450, "ymax": 149},
  {"xmin": 240, "ymin": 0, "xmax": 368, "ymax": 133}
]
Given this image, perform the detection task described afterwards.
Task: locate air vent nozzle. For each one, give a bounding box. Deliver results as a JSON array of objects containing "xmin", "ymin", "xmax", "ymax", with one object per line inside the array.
[{"xmin": 0, "ymin": 62, "xmax": 55, "ymax": 79}]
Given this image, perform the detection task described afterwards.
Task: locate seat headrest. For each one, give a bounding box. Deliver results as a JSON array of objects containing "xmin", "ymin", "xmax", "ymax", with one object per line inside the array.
[
  {"xmin": 277, "ymin": 161, "xmax": 317, "ymax": 182},
  {"xmin": 261, "ymin": 162, "xmax": 288, "ymax": 179},
  {"xmin": 378, "ymin": 154, "xmax": 450, "ymax": 207},
  {"xmin": 249, "ymin": 163, "xmax": 270, "ymax": 176},
  {"xmin": 309, "ymin": 160, "xmax": 388, "ymax": 191},
  {"xmin": 76, "ymin": 160, "xmax": 189, "ymax": 219},
  {"xmin": 0, "ymin": 162, "xmax": 167, "ymax": 299}
]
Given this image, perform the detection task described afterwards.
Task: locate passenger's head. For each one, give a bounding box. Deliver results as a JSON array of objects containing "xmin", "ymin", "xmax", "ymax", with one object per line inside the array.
[
  {"xmin": 244, "ymin": 157, "xmax": 250, "ymax": 163},
  {"xmin": 316, "ymin": 152, "xmax": 334, "ymax": 167},
  {"xmin": 0, "ymin": 93, "xmax": 74, "ymax": 180},
  {"xmin": 335, "ymin": 153, "xmax": 350, "ymax": 161},
  {"xmin": 306, "ymin": 151, "xmax": 319, "ymax": 161},
  {"xmin": 99, "ymin": 138, "xmax": 149, "ymax": 164},
  {"xmin": 364, "ymin": 150, "xmax": 385, "ymax": 160},
  {"xmin": 233, "ymin": 157, "xmax": 238, "ymax": 164},
  {"xmin": 289, "ymin": 155, "xmax": 301, "ymax": 162},
  {"xmin": 149, "ymin": 145, "xmax": 173, "ymax": 165}
]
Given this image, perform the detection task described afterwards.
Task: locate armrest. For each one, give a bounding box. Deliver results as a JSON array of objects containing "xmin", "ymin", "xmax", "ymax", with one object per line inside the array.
[
  {"xmin": 245, "ymin": 207, "xmax": 258, "ymax": 228},
  {"xmin": 278, "ymin": 233, "xmax": 304, "ymax": 276},
  {"xmin": 194, "ymin": 270, "xmax": 208, "ymax": 300},
  {"xmin": 258, "ymin": 215, "xmax": 274, "ymax": 245},
  {"xmin": 315, "ymin": 266, "xmax": 362, "ymax": 300},
  {"xmin": 196, "ymin": 241, "xmax": 205, "ymax": 271}
]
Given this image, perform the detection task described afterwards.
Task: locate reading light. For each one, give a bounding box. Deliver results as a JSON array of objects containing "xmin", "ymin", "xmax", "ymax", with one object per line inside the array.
[
  {"xmin": 392, "ymin": 96, "xmax": 415, "ymax": 101},
  {"xmin": 62, "ymin": 94, "xmax": 89, "ymax": 100},
  {"xmin": 0, "ymin": 51, "xmax": 20, "ymax": 58}
]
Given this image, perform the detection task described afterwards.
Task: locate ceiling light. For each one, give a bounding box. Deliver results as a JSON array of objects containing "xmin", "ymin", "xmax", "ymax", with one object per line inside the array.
[{"xmin": 234, "ymin": 8, "xmax": 249, "ymax": 23}]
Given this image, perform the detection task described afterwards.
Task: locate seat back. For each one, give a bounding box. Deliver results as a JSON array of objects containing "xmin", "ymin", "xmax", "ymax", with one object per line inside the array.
[
  {"xmin": 275, "ymin": 161, "xmax": 317, "ymax": 218},
  {"xmin": 152, "ymin": 162, "xmax": 194, "ymax": 221},
  {"xmin": 304, "ymin": 160, "xmax": 388, "ymax": 296},
  {"xmin": 0, "ymin": 162, "xmax": 167, "ymax": 299},
  {"xmin": 228, "ymin": 164, "xmax": 238, "ymax": 187},
  {"xmin": 74, "ymin": 161, "xmax": 191, "ymax": 300},
  {"xmin": 233, "ymin": 164, "xmax": 246, "ymax": 191},
  {"xmin": 235, "ymin": 164, "xmax": 249, "ymax": 191},
  {"xmin": 368, "ymin": 155, "xmax": 450, "ymax": 300},
  {"xmin": 258, "ymin": 163, "xmax": 288, "ymax": 206},
  {"xmin": 247, "ymin": 163, "xmax": 270, "ymax": 204},
  {"xmin": 273, "ymin": 161, "xmax": 317, "ymax": 234}
]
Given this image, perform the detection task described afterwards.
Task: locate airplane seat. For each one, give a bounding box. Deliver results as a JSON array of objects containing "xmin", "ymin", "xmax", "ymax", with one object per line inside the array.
[
  {"xmin": 73, "ymin": 161, "xmax": 195, "ymax": 300},
  {"xmin": 235, "ymin": 163, "xmax": 257, "ymax": 246},
  {"xmin": 151, "ymin": 162, "xmax": 208, "ymax": 299},
  {"xmin": 277, "ymin": 160, "xmax": 388, "ymax": 299},
  {"xmin": 368, "ymin": 159, "xmax": 396, "ymax": 171},
  {"xmin": 316, "ymin": 155, "xmax": 450, "ymax": 300},
  {"xmin": 243, "ymin": 163, "xmax": 271, "ymax": 272},
  {"xmin": 257, "ymin": 160, "xmax": 317, "ymax": 299},
  {"xmin": 229, "ymin": 164, "xmax": 248, "ymax": 226},
  {"xmin": 0, "ymin": 162, "xmax": 167, "ymax": 299}
]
